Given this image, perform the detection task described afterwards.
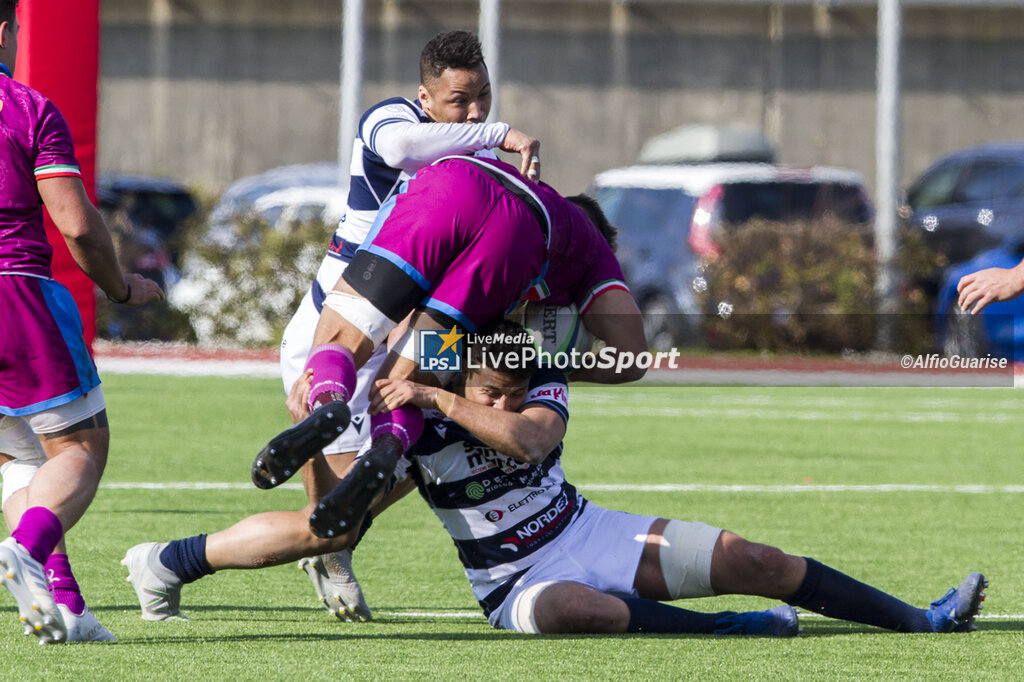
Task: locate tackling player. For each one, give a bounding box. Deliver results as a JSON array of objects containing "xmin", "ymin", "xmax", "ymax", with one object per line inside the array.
[{"xmin": 373, "ymin": 320, "xmax": 989, "ymax": 635}]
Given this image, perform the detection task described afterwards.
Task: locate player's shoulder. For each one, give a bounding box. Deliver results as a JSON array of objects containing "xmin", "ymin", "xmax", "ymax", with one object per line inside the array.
[
  {"xmin": 361, "ymin": 96, "xmax": 424, "ymax": 125},
  {"xmin": 0, "ymin": 76, "xmax": 58, "ymax": 119},
  {"xmin": 523, "ymin": 368, "xmax": 569, "ymax": 420}
]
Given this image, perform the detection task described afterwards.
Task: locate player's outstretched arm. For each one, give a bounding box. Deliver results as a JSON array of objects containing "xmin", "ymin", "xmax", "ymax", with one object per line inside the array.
[
  {"xmin": 372, "ymin": 377, "xmax": 564, "ymax": 465},
  {"xmin": 371, "ymin": 116, "xmax": 509, "ymax": 172},
  {"xmin": 37, "ymin": 175, "xmax": 164, "ymax": 306},
  {"xmin": 957, "ymin": 259, "xmax": 1024, "ymax": 313},
  {"xmin": 572, "ymin": 288, "xmax": 648, "ymax": 384}
]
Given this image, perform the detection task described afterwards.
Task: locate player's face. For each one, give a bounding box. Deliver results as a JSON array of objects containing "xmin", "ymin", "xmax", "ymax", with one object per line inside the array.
[
  {"xmin": 418, "ymin": 64, "xmax": 492, "ymax": 124},
  {"xmin": 462, "ymin": 368, "xmax": 528, "ymax": 412}
]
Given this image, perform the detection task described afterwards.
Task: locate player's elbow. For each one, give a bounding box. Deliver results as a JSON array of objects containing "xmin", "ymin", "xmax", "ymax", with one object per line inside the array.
[
  {"xmin": 514, "ymin": 430, "xmax": 562, "ymax": 465},
  {"xmin": 376, "ymin": 137, "xmax": 424, "ymax": 171},
  {"xmin": 617, "ymin": 365, "xmax": 647, "ymax": 383}
]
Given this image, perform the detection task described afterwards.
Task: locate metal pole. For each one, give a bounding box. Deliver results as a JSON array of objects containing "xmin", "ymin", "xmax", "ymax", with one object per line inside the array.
[
  {"xmin": 339, "ymin": 0, "xmax": 365, "ymax": 186},
  {"xmin": 875, "ymin": 0, "xmax": 902, "ymax": 350},
  {"xmin": 479, "ymin": 0, "xmax": 501, "ymax": 122}
]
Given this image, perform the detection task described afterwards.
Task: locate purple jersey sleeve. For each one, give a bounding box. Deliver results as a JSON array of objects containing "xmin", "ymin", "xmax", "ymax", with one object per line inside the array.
[{"xmin": 33, "ymin": 99, "xmax": 80, "ymax": 181}]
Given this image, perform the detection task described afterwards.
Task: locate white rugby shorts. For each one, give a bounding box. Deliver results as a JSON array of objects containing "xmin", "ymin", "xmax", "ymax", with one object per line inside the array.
[{"xmin": 280, "ymin": 255, "xmax": 384, "ymax": 456}]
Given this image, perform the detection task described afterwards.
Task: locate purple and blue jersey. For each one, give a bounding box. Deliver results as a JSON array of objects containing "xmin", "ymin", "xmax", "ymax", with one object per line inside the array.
[{"xmin": 0, "ymin": 69, "xmax": 98, "ymax": 416}]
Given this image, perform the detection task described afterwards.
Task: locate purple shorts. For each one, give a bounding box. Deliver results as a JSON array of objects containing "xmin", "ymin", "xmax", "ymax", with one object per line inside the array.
[
  {"xmin": 0, "ymin": 275, "xmax": 100, "ymax": 416},
  {"xmin": 343, "ymin": 158, "xmax": 548, "ymax": 331}
]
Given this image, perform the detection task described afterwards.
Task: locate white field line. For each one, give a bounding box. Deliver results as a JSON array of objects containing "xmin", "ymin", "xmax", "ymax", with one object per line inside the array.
[
  {"xmin": 99, "ymin": 482, "xmax": 1024, "ymax": 494},
  {"xmin": 92, "ymin": 354, "xmax": 1024, "ymax": 387},
  {"xmin": 96, "ymin": 356, "xmax": 279, "ymax": 378},
  {"xmin": 374, "ymin": 610, "xmax": 1021, "ymax": 621},
  {"xmin": 579, "ymin": 405, "xmax": 1022, "ymax": 424}
]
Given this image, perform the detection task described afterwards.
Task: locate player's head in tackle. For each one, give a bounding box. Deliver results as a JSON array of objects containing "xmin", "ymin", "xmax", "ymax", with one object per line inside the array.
[
  {"xmin": 418, "ymin": 30, "xmax": 491, "ymax": 125},
  {"xmin": 451, "ymin": 319, "xmax": 537, "ymax": 412}
]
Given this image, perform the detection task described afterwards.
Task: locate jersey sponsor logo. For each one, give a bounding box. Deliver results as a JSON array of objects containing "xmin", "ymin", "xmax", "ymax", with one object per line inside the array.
[
  {"xmin": 484, "ymin": 509, "xmax": 504, "ymax": 523},
  {"xmin": 527, "ymin": 386, "xmax": 567, "ymax": 406},
  {"xmin": 465, "ymin": 443, "xmax": 525, "ymax": 474},
  {"xmin": 499, "ymin": 537, "xmax": 520, "ymax": 553},
  {"xmin": 507, "ymin": 486, "xmax": 550, "ymax": 513},
  {"xmin": 513, "ymin": 491, "xmax": 576, "ymax": 549},
  {"xmin": 465, "ymin": 481, "xmax": 486, "ymax": 500}
]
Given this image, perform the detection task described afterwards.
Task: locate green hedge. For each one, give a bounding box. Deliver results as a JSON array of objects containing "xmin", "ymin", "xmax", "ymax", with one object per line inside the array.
[
  {"xmin": 696, "ymin": 218, "xmax": 937, "ymax": 354},
  {"xmin": 171, "ymin": 214, "xmax": 330, "ymax": 347}
]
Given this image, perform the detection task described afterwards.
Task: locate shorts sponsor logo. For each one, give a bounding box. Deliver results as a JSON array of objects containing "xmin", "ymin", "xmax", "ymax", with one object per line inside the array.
[{"xmin": 418, "ymin": 327, "xmax": 463, "ymax": 372}]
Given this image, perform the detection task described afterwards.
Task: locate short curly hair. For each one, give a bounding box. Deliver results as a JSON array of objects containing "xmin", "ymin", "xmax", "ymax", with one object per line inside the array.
[
  {"xmin": 0, "ymin": 1, "xmax": 17, "ymax": 25},
  {"xmin": 420, "ymin": 30, "xmax": 486, "ymax": 84}
]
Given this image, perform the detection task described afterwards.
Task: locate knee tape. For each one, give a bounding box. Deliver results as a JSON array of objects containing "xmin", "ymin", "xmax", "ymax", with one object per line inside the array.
[
  {"xmin": 509, "ymin": 580, "xmax": 557, "ymax": 633},
  {"xmin": 1, "ymin": 457, "xmax": 43, "ymax": 507},
  {"xmin": 658, "ymin": 520, "xmax": 721, "ymax": 599},
  {"xmin": 322, "ymin": 290, "xmax": 396, "ymax": 348}
]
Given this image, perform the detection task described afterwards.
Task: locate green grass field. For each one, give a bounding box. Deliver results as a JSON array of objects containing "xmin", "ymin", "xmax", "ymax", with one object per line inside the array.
[{"xmin": 5, "ymin": 374, "xmax": 1024, "ymax": 680}]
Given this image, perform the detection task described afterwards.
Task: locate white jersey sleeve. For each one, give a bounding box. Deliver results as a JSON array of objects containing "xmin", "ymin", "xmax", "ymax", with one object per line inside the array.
[{"xmin": 364, "ymin": 105, "xmax": 509, "ymax": 172}]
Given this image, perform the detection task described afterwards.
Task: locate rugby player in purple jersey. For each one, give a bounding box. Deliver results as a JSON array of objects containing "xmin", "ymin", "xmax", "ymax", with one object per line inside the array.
[{"xmin": 0, "ymin": 0, "xmax": 163, "ymax": 643}]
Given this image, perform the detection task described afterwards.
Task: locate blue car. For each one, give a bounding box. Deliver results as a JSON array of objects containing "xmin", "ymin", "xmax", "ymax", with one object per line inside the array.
[{"xmin": 935, "ymin": 237, "xmax": 1024, "ymax": 361}]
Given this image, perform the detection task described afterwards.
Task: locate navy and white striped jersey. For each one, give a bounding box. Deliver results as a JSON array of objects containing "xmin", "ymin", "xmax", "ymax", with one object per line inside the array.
[
  {"xmin": 329, "ymin": 96, "xmax": 508, "ymax": 263},
  {"xmin": 405, "ymin": 368, "xmax": 583, "ymax": 616}
]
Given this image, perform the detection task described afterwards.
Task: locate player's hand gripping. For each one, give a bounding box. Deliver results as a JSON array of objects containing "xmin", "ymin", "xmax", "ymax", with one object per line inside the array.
[
  {"xmin": 286, "ymin": 369, "xmax": 315, "ymax": 425},
  {"xmin": 370, "ymin": 377, "xmax": 435, "ymax": 414},
  {"xmin": 500, "ymin": 128, "xmax": 541, "ymax": 180}
]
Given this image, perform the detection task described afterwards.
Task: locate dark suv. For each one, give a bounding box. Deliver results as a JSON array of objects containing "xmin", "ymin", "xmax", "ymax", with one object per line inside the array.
[
  {"xmin": 591, "ymin": 163, "xmax": 873, "ymax": 347},
  {"xmin": 903, "ymin": 142, "xmax": 1024, "ymax": 283}
]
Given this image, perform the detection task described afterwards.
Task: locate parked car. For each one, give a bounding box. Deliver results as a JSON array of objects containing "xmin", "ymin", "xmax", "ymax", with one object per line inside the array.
[
  {"xmin": 97, "ymin": 174, "xmax": 199, "ymax": 287},
  {"xmin": 95, "ymin": 174, "xmax": 199, "ymax": 340},
  {"xmin": 934, "ymin": 235, "xmax": 1024, "ymax": 361},
  {"xmin": 590, "ymin": 162, "xmax": 873, "ymax": 347},
  {"xmin": 902, "ymin": 142, "xmax": 1024, "ymax": 305}
]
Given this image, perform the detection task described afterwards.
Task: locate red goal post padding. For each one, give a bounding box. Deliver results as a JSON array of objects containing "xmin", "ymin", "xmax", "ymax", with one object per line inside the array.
[{"xmin": 16, "ymin": 0, "xmax": 100, "ymax": 348}]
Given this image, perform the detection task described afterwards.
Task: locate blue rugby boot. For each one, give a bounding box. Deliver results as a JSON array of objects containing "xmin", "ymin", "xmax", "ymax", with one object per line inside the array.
[
  {"xmin": 927, "ymin": 572, "xmax": 987, "ymax": 633},
  {"xmin": 713, "ymin": 605, "xmax": 800, "ymax": 637}
]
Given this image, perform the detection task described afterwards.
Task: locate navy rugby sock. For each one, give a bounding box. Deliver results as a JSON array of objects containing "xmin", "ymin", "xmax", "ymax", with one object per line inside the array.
[
  {"xmin": 159, "ymin": 534, "xmax": 215, "ymax": 584},
  {"xmin": 624, "ymin": 598, "xmax": 734, "ymax": 633},
  {"xmin": 785, "ymin": 557, "xmax": 931, "ymax": 632}
]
